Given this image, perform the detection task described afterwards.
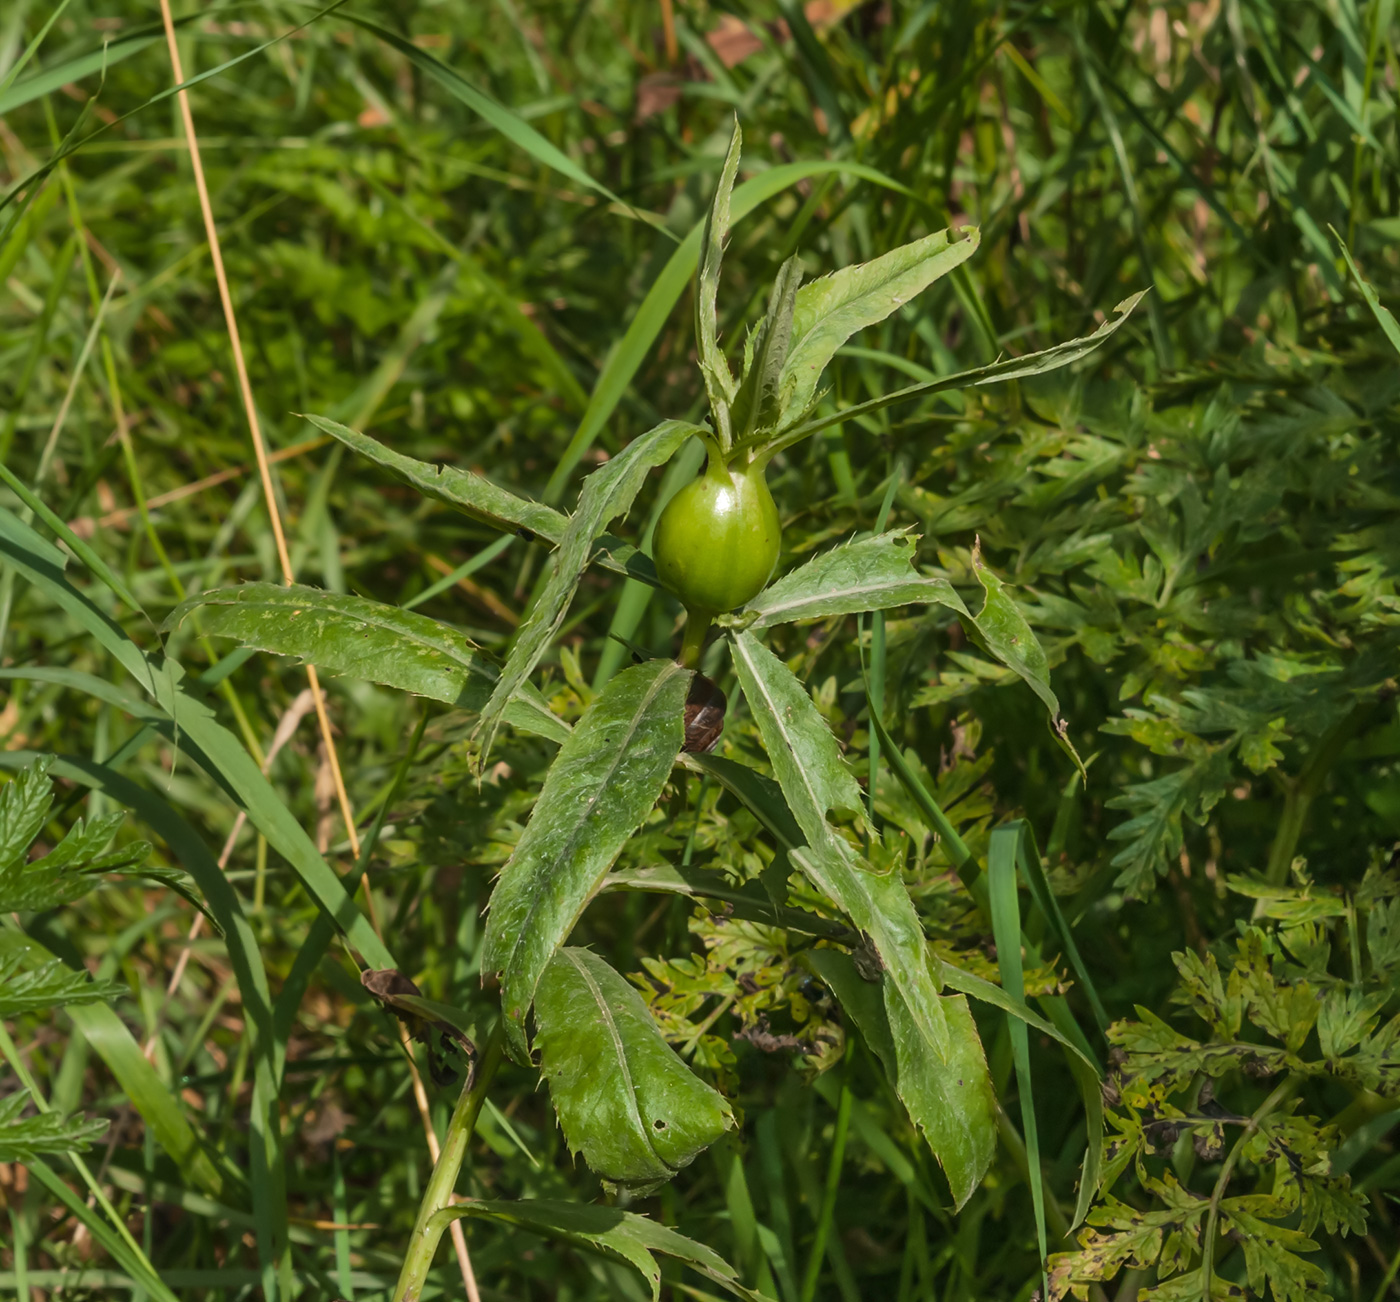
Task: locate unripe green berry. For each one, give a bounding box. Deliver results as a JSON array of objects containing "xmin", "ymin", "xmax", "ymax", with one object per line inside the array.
[{"xmin": 653, "ymin": 457, "xmax": 780, "ymax": 617}]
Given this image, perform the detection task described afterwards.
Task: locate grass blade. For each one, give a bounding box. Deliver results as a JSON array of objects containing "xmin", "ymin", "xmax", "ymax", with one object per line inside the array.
[{"xmin": 988, "ymin": 824, "xmax": 1047, "ymax": 1293}]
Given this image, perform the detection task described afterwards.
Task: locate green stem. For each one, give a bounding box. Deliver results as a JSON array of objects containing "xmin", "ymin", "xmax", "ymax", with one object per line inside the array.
[
  {"xmin": 392, "ymin": 1023, "xmax": 505, "ymax": 1302},
  {"xmin": 1199, "ymin": 1075, "xmax": 1299, "ymax": 1296},
  {"xmin": 679, "ymin": 609, "xmax": 712, "ymax": 671},
  {"xmin": 799, "ymin": 1078, "xmax": 852, "ymax": 1302},
  {"xmin": 1265, "ymin": 702, "xmax": 1375, "ymax": 885}
]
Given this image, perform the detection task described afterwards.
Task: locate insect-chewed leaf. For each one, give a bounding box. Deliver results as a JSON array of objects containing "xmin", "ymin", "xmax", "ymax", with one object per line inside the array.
[
  {"xmin": 736, "ymin": 528, "xmax": 969, "ymax": 628},
  {"xmin": 164, "ymin": 582, "xmax": 567, "ymax": 743},
  {"xmin": 306, "ymin": 414, "xmax": 568, "ymax": 542},
  {"xmin": 533, "ymin": 948, "xmax": 735, "ymax": 1194},
  {"xmin": 803, "ymin": 950, "xmax": 996, "ymax": 1210},
  {"xmin": 730, "ymin": 630, "xmax": 995, "ymax": 1199},
  {"xmin": 777, "ymin": 226, "xmax": 979, "ymax": 426},
  {"xmin": 0, "ymin": 1090, "xmax": 108, "ymax": 1162},
  {"xmin": 433, "ymin": 1196, "xmax": 766, "ymax": 1302},
  {"xmin": 476, "ymin": 420, "xmax": 699, "ymax": 758},
  {"xmin": 482, "ymin": 658, "xmax": 691, "ymax": 1061}
]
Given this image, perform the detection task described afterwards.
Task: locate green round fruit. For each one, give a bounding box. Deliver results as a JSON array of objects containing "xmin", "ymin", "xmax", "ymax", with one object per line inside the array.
[{"xmin": 653, "ymin": 456, "xmax": 781, "ymax": 617}]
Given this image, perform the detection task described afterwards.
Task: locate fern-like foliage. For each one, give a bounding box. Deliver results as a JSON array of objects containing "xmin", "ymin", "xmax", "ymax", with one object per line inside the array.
[
  {"xmin": 0, "ymin": 949, "xmax": 125, "ymax": 1018},
  {"xmin": 0, "ymin": 755, "xmax": 151, "ymax": 913},
  {"xmin": 0, "ymin": 1088, "xmax": 108, "ymax": 1162},
  {"xmin": 1049, "ymin": 864, "xmax": 1393, "ymax": 1300}
]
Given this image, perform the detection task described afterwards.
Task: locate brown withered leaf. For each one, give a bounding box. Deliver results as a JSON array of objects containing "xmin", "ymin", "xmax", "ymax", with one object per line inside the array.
[
  {"xmin": 361, "ymin": 968, "xmax": 476, "ymax": 1088},
  {"xmin": 683, "ymin": 673, "xmax": 726, "ymax": 753}
]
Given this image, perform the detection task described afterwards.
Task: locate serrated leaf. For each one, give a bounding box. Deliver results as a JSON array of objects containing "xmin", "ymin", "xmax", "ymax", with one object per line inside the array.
[
  {"xmin": 0, "ymin": 952, "xmax": 124, "ymax": 1017},
  {"xmin": 778, "ymin": 226, "xmax": 980, "ymax": 426},
  {"xmin": 533, "ymin": 948, "xmax": 735, "ymax": 1193},
  {"xmin": 1317, "ymin": 987, "xmax": 1388, "ymax": 1059},
  {"xmin": 731, "ymin": 255, "xmax": 802, "ymax": 442},
  {"xmin": 0, "ymin": 778, "xmax": 151, "ymax": 913},
  {"xmin": 477, "ymin": 419, "xmax": 698, "ymax": 758},
  {"xmin": 773, "ymin": 291, "xmax": 1147, "ymax": 453},
  {"xmin": 167, "ymin": 582, "xmax": 567, "ymax": 744},
  {"xmin": 696, "ymin": 121, "xmax": 742, "ymax": 444},
  {"xmin": 433, "ymin": 1196, "xmax": 765, "ymax": 1302},
  {"xmin": 730, "ymin": 629, "xmax": 996, "ymax": 1205},
  {"xmin": 306, "ymin": 413, "xmax": 569, "ymax": 541},
  {"xmin": 0, "ymin": 1091, "xmax": 108, "ymax": 1162},
  {"xmin": 483, "ymin": 659, "xmax": 691, "ymax": 1060},
  {"xmin": 803, "ymin": 949, "xmax": 996, "ymax": 1210},
  {"xmin": 167, "ymin": 582, "xmax": 498, "ymax": 704},
  {"xmin": 970, "ymin": 545, "xmax": 1084, "ymax": 775},
  {"xmin": 734, "ymin": 528, "xmax": 969, "ymax": 628},
  {"xmin": 0, "ymin": 754, "xmax": 56, "ymax": 873}
]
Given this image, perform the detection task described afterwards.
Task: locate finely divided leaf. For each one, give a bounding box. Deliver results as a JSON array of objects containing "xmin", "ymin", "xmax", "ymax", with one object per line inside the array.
[
  {"xmin": 533, "ymin": 949, "xmax": 735, "ymax": 1193},
  {"xmin": 803, "ymin": 950, "xmax": 996, "ymax": 1210},
  {"xmin": 434, "ymin": 1197, "xmax": 765, "ymax": 1302},
  {"xmin": 0, "ymin": 759, "xmax": 151, "ymax": 914},
  {"xmin": 778, "ymin": 226, "xmax": 980, "ymax": 426},
  {"xmin": 0, "ymin": 754, "xmax": 56, "ymax": 873},
  {"xmin": 737, "ymin": 529, "xmax": 970, "ymax": 627},
  {"xmin": 482, "ymin": 659, "xmax": 691, "ymax": 1060},
  {"xmin": 476, "ymin": 420, "xmax": 698, "ymax": 757},
  {"xmin": 0, "ymin": 952, "xmax": 124, "ymax": 1017},
  {"xmin": 0, "ymin": 1091, "xmax": 108, "ymax": 1162}
]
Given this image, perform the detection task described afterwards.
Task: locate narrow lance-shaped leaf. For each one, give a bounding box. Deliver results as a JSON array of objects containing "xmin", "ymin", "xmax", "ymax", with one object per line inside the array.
[
  {"xmin": 543, "ymin": 156, "xmax": 922, "ymax": 500},
  {"xmin": 305, "ymin": 414, "xmax": 568, "ymax": 542},
  {"xmin": 775, "ymin": 226, "xmax": 980, "ymax": 428},
  {"xmin": 482, "ymin": 659, "xmax": 691, "ymax": 1061},
  {"xmin": 432, "ymin": 1196, "xmax": 767, "ymax": 1302},
  {"xmin": 802, "ymin": 950, "xmax": 996, "ymax": 1211},
  {"xmin": 730, "ymin": 254, "xmax": 802, "ymax": 442},
  {"xmin": 771, "ymin": 290, "xmax": 1148, "ymax": 453},
  {"xmin": 696, "ymin": 121, "xmax": 742, "ymax": 447},
  {"xmin": 969, "ymin": 542, "xmax": 1085, "ymax": 776},
  {"xmin": 476, "ymin": 420, "xmax": 698, "ymax": 758},
  {"xmin": 730, "ymin": 529, "xmax": 970, "ymax": 628},
  {"xmin": 0, "ymin": 506, "xmax": 394, "ymax": 976},
  {"xmin": 165, "ymin": 582, "xmax": 567, "ymax": 744},
  {"xmin": 533, "ymin": 948, "xmax": 736, "ymax": 1194},
  {"xmin": 730, "ymin": 630, "xmax": 997, "ymax": 1205}
]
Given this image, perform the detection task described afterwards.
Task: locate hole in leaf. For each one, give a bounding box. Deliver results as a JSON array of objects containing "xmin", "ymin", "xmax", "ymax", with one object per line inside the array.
[{"xmin": 653, "ymin": 1118, "xmax": 667, "ymax": 1130}]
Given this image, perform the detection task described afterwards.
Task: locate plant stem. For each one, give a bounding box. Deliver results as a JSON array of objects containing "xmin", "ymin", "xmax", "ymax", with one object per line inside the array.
[
  {"xmin": 679, "ymin": 610, "xmax": 712, "ymax": 671},
  {"xmin": 800, "ymin": 1078, "xmax": 853, "ymax": 1302},
  {"xmin": 1198, "ymin": 1075, "xmax": 1299, "ymax": 1296},
  {"xmin": 392, "ymin": 1023, "xmax": 505, "ymax": 1302},
  {"xmin": 1265, "ymin": 702, "xmax": 1375, "ymax": 884}
]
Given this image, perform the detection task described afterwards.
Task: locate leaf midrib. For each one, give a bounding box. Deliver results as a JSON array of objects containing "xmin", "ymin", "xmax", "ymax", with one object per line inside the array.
[
  {"xmin": 205, "ymin": 590, "xmax": 486, "ymax": 674},
  {"xmin": 499, "ymin": 663, "xmax": 683, "ymax": 1006},
  {"xmin": 563, "ymin": 950, "xmax": 672, "ymax": 1177}
]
